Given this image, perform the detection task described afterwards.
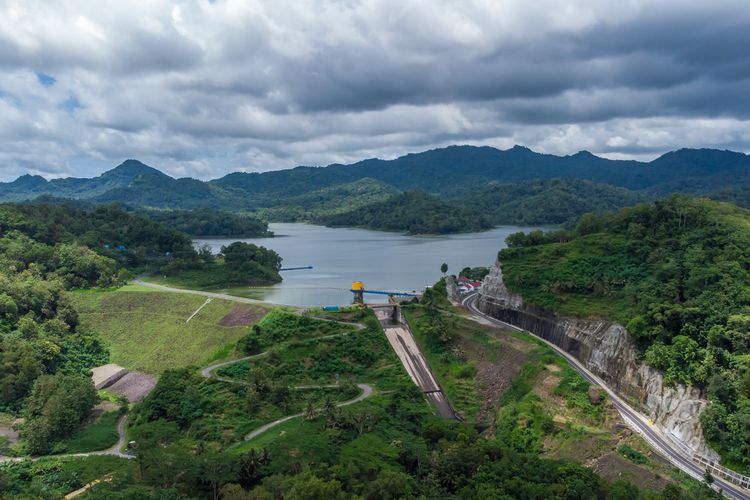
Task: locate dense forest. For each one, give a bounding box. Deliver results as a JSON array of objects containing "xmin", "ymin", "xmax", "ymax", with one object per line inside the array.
[
  {"xmin": 319, "ymin": 191, "xmax": 492, "ymax": 235},
  {"xmin": 500, "ymin": 196, "xmax": 750, "ymax": 471},
  {"xmin": 141, "ymin": 208, "xmax": 273, "ymax": 237},
  {"xmin": 0, "ymin": 203, "xmax": 283, "ymax": 457},
  {"xmin": 256, "ymin": 178, "xmax": 400, "ymax": 222},
  {"xmin": 462, "ymin": 178, "xmax": 647, "ymax": 226}
]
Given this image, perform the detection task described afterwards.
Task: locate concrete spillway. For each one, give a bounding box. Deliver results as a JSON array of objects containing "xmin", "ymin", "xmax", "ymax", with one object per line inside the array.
[{"xmin": 372, "ymin": 305, "xmax": 458, "ymax": 419}]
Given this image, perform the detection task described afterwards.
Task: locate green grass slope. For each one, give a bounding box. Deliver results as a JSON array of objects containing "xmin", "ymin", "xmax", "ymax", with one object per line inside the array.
[{"xmin": 69, "ymin": 286, "xmax": 270, "ymax": 373}]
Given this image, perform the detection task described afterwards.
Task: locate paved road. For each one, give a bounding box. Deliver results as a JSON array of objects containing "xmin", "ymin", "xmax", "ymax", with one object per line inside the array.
[{"xmin": 463, "ymin": 292, "xmax": 749, "ymax": 500}]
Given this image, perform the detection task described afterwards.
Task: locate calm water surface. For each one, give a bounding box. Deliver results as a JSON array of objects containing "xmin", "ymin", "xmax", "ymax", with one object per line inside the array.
[{"xmin": 195, "ymin": 223, "xmax": 545, "ymax": 306}]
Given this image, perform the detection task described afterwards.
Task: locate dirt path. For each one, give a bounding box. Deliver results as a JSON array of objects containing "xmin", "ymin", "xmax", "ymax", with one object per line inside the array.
[
  {"xmin": 0, "ymin": 413, "xmax": 133, "ymax": 463},
  {"xmin": 200, "ymin": 337, "xmax": 375, "ymax": 443},
  {"xmin": 241, "ymin": 383, "xmax": 373, "ymax": 442}
]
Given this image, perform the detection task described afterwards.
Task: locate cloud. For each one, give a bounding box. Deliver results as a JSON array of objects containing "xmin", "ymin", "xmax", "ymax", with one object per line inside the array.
[{"xmin": 0, "ymin": 0, "xmax": 749, "ymax": 181}]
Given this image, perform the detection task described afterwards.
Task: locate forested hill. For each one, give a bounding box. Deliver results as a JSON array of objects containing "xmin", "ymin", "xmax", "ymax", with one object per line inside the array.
[
  {"xmin": 499, "ymin": 196, "xmax": 750, "ymax": 471},
  {"xmin": 2, "ymin": 146, "xmax": 750, "ymax": 215},
  {"xmin": 318, "ymin": 191, "xmax": 492, "ymax": 234},
  {"xmin": 139, "ymin": 208, "xmax": 273, "ymax": 237},
  {"xmin": 461, "ymin": 178, "xmax": 647, "ymax": 226}
]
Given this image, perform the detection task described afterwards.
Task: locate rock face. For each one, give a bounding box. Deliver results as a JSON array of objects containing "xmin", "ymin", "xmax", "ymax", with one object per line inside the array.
[{"xmin": 478, "ymin": 260, "xmax": 719, "ymax": 460}]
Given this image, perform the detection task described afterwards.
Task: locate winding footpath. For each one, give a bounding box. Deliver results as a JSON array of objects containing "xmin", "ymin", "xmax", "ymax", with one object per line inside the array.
[
  {"xmin": 200, "ymin": 331, "xmax": 374, "ymax": 443},
  {"xmin": 463, "ymin": 291, "xmax": 750, "ymax": 500},
  {"xmin": 0, "ymin": 303, "xmax": 375, "ymax": 465}
]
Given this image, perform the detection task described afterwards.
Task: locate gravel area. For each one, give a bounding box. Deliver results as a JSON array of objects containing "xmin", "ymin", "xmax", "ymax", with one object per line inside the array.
[{"xmin": 107, "ymin": 372, "xmax": 157, "ymax": 403}]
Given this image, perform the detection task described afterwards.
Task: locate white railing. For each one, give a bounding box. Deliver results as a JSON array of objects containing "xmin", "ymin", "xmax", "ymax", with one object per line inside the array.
[{"xmin": 693, "ymin": 455, "xmax": 750, "ymax": 491}]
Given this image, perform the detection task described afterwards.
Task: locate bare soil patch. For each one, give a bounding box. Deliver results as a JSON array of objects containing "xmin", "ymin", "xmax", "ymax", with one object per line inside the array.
[
  {"xmin": 592, "ymin": 452, "xmax": 672, "ymax": 491},
  {"xmin": 107, "ymin": 372, "xmax": 157, "ymax": 402},
  {"xmin": 473, "ymin": 342, "xmax": 529, "ymax": 428},
  {"xmin": 219, "ymin": 304, "xmax": 268, "ymax": 326},
  {"xmin": 0, "ymin": 423, "xmax": 20, "ymax": 445}
]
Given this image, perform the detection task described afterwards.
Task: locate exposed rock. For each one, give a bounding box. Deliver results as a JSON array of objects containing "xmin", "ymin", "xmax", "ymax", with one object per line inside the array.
[
  {"xmin": 445, "ymin": 275, "xmax": 461, "ymax": 303},
  {"xmin": 478, "ymin": 260, "xmax": 719, "ymax": 460}
]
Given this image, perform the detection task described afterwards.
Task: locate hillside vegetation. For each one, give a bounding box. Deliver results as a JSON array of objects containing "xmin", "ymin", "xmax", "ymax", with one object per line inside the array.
[
  {"xmin": 257, "ymin": 177, "xmax": 400, "ymax": 222},
  {"xmin": 319, "ymin": 191, "xmax": 491, "ymax": 234},
  {"xmin": 462, "ymin": 178, "xmax": 647, "ymax": 226},
  {"xmin": 0, "ymin": 203, "xmax": 194, "ymax": 454},
  {"xmin": 3, "ymin": 146, "xmax": 750, "ymax": 229},
  {"xmin": 500, "ymin": 196, "xmax": 750, "ymax": 471},
  {"xmin": 140, "ymin": 208, "xmax": 272, "ymax": 237}
]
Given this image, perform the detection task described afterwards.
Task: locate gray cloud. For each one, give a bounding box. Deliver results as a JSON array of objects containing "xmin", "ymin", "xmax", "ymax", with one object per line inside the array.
[{"xmin": 0, "ymin": 0, "xmax": 749, "ymax": 181}]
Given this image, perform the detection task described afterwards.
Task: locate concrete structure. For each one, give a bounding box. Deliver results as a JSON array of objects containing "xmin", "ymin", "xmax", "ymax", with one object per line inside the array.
[{"xmin": 373, "ymin": 304, "xmax": 458, "ymax": 419}]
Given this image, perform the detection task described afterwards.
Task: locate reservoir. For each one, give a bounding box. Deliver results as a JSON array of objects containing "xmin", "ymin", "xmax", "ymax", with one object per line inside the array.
[{"xmin": 195, "ymin": 223, "xmax": 545, "ymax": 306}]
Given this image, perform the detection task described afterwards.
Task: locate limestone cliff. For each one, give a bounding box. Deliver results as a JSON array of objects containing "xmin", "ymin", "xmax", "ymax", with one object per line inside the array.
[{"xmin": 478, "ymin": 260, "xmax": 719, "ymax": 460}]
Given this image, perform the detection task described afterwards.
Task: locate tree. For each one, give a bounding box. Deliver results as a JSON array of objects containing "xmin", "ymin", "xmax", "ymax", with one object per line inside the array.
[
  {"xmin": 283, "ymin": 471, "xmax": 347, "ymax": 500},
  {"xmin": 237, "ymin": 334, "xmax": 261, "ymax": 356},
  {"xmin": 303, "ymin": 401, "xmax": 317, "ymax": 421},
  {"xmin": 22, "ymin": 373, "xmax": 98, "ymax": 454},
  {"xmin": 322, "ymin": 397, "xmax": 338, "ymax": 429},
  {"xmin": 440, "ymin": 262, "xmax": 448, "ymax": 275},
  {"xmin": 364, "ymin": 470, "xmax": 413, "ymax": 500},
  {"xmin": 0, "ymin": 293, "xmax": 18, "ymax": 321},
  {"xmin": 196, "ymin": 452, "xmax": 239, "ymax": 500},
  {"xmin": 140, "ymin": 368, "xmax": 204, "ymax": 428}
]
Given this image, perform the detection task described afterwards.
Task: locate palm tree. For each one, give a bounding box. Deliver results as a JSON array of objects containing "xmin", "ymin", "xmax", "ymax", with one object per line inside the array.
[{"xmin": 303, "ymin": 400, "xmax": 317, "ymax": 421}]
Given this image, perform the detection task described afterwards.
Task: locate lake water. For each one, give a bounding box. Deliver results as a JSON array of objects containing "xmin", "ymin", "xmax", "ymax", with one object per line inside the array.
[{"xmin": 195, "ymin": 223, "xmax": 545, "ymax": 306}]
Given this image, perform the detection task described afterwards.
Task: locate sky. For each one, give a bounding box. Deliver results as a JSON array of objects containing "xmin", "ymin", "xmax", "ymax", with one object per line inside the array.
[{"xmin": 1, "ymin": 0, "xmax": 749, "ymax": 181}]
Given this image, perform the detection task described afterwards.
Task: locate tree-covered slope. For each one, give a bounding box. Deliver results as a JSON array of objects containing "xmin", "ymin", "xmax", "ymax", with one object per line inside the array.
[
  {"xmin": 319, "ymin": 191, "xmax": 492, "ymax": 234},
  {"xmin": 93, "ymin": 171, "xmax": 251, "ymax": 210},
  {"xmin": 0, "ymin": 202, "xmax": 195, "ymax": 264},
  {"xmin": 3, "ymin": 146, "xmax": 750, "ymax": 215},
  {"xmin": 139, "ymin": 208, "xmax": 272, "ymax": 237},
  {"xmin": 462, "ymin": 178, "xmax": 647, "ymax": 226},
  {"xmin": 500, "ymin": 196, "xmax": 750, "ymax": 470},
  {"xmin": 257, "ymin": 177, "xmax": 401, "ymax": 221}
]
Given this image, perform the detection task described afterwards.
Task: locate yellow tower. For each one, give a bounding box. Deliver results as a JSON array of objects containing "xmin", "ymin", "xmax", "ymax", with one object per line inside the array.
[{"xmin": 351, "ymin": 281, "xmax": 365, "ymax": 304}]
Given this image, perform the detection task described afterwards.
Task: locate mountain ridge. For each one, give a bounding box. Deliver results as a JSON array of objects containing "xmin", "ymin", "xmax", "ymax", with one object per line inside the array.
[{"xmin": 1, "ymin": 145, "xmax": 749, "ymax": 214}]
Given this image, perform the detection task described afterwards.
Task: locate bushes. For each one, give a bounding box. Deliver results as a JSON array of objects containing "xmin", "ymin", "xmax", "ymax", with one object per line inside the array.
[
  {"xmin": 22, "ymin": 373, "xmax": 99, "ymax": 455},
  {"xmin": 237, "ymin": 327, "xmax": 262, "ymax": 355},
  {"xmin": 138, "ymin": 368, "xmax": 204, "ymax": 428},
  {"xmin": 618, "ymin": 444, "xmax": 647, "ymax": 464}
]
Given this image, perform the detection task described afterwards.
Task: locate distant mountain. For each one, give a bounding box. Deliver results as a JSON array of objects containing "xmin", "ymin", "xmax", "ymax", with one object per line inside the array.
[{"xmin": 2, "ymin": 146, "xmax": 749, "ymax": 225}]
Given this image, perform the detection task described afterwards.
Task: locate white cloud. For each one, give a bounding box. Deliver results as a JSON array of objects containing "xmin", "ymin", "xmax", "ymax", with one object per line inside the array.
[{"xmin": 0, "ymin": 0, "xmax": 749, "ymax": 181}]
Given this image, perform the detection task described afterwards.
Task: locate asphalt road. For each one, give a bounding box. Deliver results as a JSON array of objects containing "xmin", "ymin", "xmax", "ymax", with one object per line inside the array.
[{"xmin": 463, "ymin": 292, "xmax": 749, "ymax": 500}]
